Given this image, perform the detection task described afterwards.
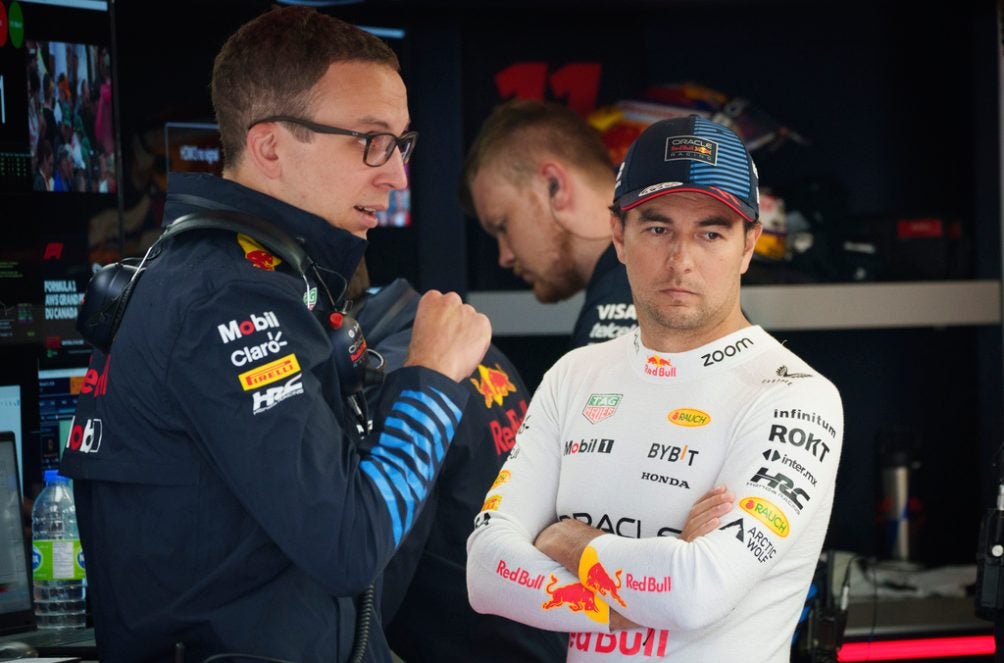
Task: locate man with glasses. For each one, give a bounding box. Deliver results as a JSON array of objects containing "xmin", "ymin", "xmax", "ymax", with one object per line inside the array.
[{"xmin": 61, "ymin": 6, "xmax": 490, "ymax": 662}]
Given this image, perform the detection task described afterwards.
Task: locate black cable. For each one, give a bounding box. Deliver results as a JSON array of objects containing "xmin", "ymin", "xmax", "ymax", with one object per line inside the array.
[
  {"xmin": 807, "ymin": 551, "xmax": 862, "ymax": 663},
  {"xmin": 835, "ymin": 555, "xmax": 879, "ymax": 652},
  {"xmin": 349, "ymin": 584, "xmax": 375, "ymax": 663}
]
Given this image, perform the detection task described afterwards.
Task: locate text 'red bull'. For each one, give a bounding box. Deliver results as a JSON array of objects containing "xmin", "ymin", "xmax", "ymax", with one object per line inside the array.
[
  {"xmin": 569, "ymin": 629, "xmax": 669, "ymax": 656},
  {"xmin": 644, "ymin": 355, "xmax": 677, "ymax": 378},
  {"xmin": 496, "ymin": 559, "xmax": 544, "ymax": 590}
]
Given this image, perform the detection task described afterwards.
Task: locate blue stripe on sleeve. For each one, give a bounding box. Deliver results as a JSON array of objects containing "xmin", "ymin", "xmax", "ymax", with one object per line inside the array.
[
  {"xmin": 401, "ymin": 388, "xmax": 461, "ymax": 435},
  {"xmin": 361, "ymin": 385, "xmax": 464, "ymax": 546},
  {"xmin": 430, "ymin": 387, "xmax": 463, "ymax": 421},
  {"xmin": 372, "ymin": 457, "xmax": 420, "ymax": 536},
  {"xmin": 360, "ymin": 460, "xmax": 404, "ymax": 544},
  {"xmin": 393, "ymin": 402, "xmax": 445, "ymax": 463},
  {"xmin": 381, "ymin": 417, "xmax": 435, "ymax": 480}
]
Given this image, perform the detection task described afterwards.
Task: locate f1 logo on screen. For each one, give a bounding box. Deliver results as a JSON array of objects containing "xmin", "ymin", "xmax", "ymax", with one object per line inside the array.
[{"xmin": 494, "ymin": 62, "xmax": 601, "ymax": 116}]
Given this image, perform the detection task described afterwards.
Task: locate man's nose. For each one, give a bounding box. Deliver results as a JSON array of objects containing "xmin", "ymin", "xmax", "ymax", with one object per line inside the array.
[
  {"xmin": 374, "ymin": 147, "xmax": 409, "ymax": 190},
  {"xmin": 497, "ymin": 237, "xmax": 515, "ymax": 268},
  {"xmin": 666, "ymin": 236, "xmax": 693, "ymax": 269}
]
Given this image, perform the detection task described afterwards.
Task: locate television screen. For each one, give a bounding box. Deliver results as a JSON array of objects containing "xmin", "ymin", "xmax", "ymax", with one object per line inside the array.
[
  {"xmin": 38, "ymin": 232, "xmax": 93, "ymax": 364},
  {"xmin": 0, "ymin": 0, "xmax": 121, "ymax": 353},
  {"xmin": 0, "ymin": 0, "xmax": 117, "ymax": 195}
]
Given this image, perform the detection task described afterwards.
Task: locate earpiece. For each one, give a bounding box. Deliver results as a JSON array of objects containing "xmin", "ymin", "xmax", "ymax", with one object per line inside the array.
[{"xmin": 542, "ymin": 174, "xmax": 611, "ymax": 241}]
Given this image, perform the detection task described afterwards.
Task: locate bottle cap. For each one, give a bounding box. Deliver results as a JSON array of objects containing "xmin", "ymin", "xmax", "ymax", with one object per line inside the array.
[{"xmin": 43, "ymin": 469, "xmax": 68, "ymax": 483}]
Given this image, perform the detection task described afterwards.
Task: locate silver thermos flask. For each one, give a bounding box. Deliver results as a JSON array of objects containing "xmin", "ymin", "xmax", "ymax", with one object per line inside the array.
[{"xmin": 877, "ymin": 428, "xmax": 918, "ymax": 562}]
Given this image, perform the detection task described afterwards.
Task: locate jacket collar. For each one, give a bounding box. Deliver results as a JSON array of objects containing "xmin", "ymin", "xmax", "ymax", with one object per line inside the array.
[{"xmin": 163, "ymin": 173, "xmax": 367, "ymax": 283}]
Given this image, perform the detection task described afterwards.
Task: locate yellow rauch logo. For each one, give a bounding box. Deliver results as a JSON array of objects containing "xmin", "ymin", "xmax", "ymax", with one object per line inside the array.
[
  {"xmin": 667, "ymin": 408, "xmax": 711, "ymax": 427},
  {"xmin": 490, "ymin": 470, "xmax": 511, "ymax": 490},
  {"xmin": 740, "ymin": 496, "xmax": 790, "ymax": 538}
]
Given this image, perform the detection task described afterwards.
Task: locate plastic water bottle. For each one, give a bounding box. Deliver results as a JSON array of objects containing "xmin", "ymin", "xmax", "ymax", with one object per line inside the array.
[{"xmin": 31, "ymin": 469, "xmax": 86, "ymax": 629}]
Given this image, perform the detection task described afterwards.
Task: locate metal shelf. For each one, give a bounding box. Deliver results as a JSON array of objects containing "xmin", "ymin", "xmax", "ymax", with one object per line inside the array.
[{"xmin": 467, "ymin": 280, "xmax": 1002, "ymax": 336}]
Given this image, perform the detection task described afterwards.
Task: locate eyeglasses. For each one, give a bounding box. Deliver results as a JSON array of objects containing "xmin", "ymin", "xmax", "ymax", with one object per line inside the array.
[{"xmin": 249, "ymin": 115, "xmax": 418, "ymax": 167}]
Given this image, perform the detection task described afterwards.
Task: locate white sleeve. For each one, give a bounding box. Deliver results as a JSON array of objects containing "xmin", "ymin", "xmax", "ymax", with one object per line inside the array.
[
  {"xmin": 466, "ymin": 363, "xmax": 617, "ymax": 632},
  {"xmin": 579, "ymin": 377, "xmax": 844, "ymax": 632}
]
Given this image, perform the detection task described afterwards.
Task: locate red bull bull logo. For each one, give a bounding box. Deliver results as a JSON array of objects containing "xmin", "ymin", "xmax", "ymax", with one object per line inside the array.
[
  {"xmin": 238, "ymin": 234, "xmax": 282, "ymax": 271},
  {"xmin": 470, "ymin": 363, "xmax": 517, "ymax": 408},
  {"xmin": 585, "ymin": 563, "xmax": 627, "ymax": 607},
  {"xmin": 541, "ymin": 574, "xmax": 607, "ymax": 624},
  {"xmin": 666, "ymin": 136, "xmax": 717, "ymax": 166},
  {"xmin": 644, "ymin": 355, "xmax": 677, "ymax": 378},
  {"xmin": 581, "ymin": 546, "xmax": 627, "ymax": 608}
]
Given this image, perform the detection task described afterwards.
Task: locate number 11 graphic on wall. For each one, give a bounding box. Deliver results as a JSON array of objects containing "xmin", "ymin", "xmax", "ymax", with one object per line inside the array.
[{"xmin": 494, "ymin": 63, "xmax": 601, "ymax": 117}]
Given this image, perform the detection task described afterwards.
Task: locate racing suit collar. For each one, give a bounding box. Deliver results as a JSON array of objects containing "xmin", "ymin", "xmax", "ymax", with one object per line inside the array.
[{"xmin": 163, "ymin": 172, "xmax": 367, "ymax": 285}]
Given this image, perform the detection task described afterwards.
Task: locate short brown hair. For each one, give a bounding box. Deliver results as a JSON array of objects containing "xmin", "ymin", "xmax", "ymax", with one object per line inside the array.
[
  {"xmin": 211, "ymin": 5, "xmax": 399, "ymax": 169},
  {"xmin": 459, "ymin": 99, "xmax": 613, "ymax": 217}
]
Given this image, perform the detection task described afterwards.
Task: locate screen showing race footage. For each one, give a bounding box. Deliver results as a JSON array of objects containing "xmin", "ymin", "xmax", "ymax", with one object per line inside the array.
[{"xmin": 0, "ymin": 0, "xmax": 117, "ymax": 195}]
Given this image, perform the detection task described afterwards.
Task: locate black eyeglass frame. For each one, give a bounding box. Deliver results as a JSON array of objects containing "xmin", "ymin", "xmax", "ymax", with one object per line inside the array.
[{"xmin": 248, "ymin": 115, "xmax": 418, "ymax": 167}]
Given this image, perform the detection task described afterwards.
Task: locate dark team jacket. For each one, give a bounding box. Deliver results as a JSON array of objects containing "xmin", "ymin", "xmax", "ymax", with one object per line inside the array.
[
  {"xmin": 60, "ymin": 174, "xmax": 468, "ymax": 663},
  {"xmin": 569, "ymin": 243, "xmax": 637, "ymax": 349},
  {"xmin": 354, "ymin": 279, "xmax": 566, "ymax": 662}
]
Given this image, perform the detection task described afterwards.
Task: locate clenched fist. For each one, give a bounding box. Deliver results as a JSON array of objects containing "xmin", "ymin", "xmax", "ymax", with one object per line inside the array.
[{"xmin": 404, "ymin": 290, "xmax": 491, "ymax": 382}]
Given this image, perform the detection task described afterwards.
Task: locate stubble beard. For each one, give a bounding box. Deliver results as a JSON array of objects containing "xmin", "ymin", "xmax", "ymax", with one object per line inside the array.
[
  {"xmin": 530, "ymin": 228, "xmax": 585, "ymax": 304},
  {"xmin": 636, "ymin": 296, "xmax": 708, "ymax": 334}
]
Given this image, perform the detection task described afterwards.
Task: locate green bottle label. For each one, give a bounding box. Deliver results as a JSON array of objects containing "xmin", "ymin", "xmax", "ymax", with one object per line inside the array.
[{"xmin": 32, "ymin": 540, "xmax": 85, "ymax": 581}]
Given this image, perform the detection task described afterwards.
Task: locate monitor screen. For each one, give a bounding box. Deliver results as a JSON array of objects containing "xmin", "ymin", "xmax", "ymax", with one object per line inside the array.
[
  {"xmin": 1, "ymin": 0, "xmax": 121, "ymax": 356},
  {"xmin": 164, "ymin": 121, "xmax": 222, "ymax": 177},
  {"xmin": 0, "ymin": 386, "xmax": 23, "ymax": 495},
  {"xmin": 0, "ymin": 0, "xmax": 118, "ymax": 195},
  {"xmin": 36, "ymin": 365, "xmax": 86, "ymax": 472},
  {"xmin": 0, "ymin": 433, "xmax": 32, "ymax": 620}
]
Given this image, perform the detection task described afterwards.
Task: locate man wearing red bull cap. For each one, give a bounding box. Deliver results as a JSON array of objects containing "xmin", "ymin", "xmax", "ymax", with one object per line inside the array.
[{"xmin": 467, "ymin": 115, "xmax": 843, "ymax": 661}]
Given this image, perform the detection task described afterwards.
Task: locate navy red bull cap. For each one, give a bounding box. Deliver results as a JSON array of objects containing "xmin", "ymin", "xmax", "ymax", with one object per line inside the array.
[{"xmin": 613, "ymin": 115, "xmax": 760, "ymax": 222}]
